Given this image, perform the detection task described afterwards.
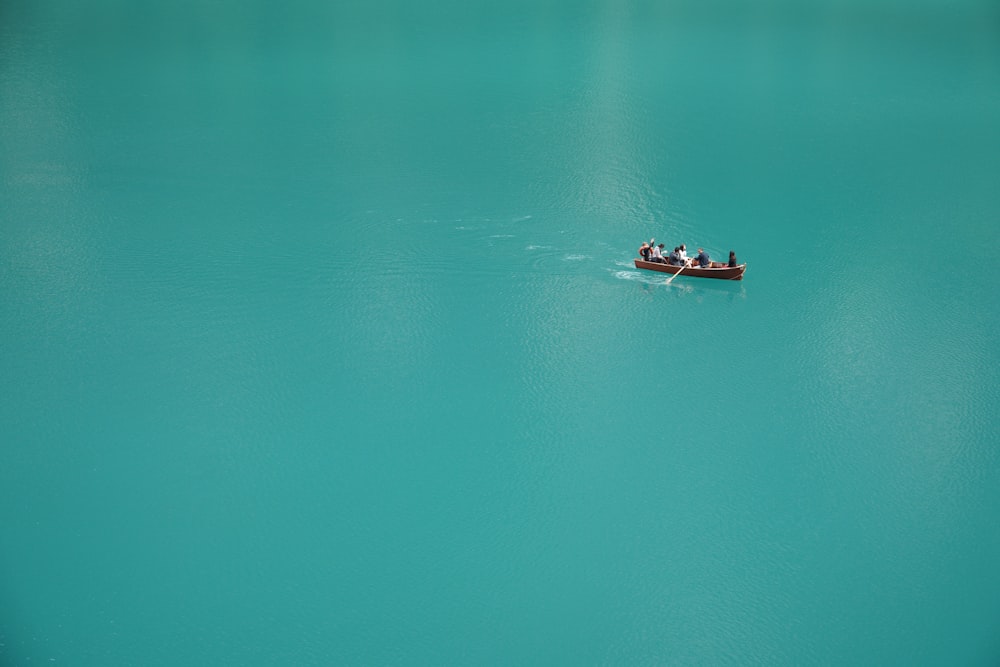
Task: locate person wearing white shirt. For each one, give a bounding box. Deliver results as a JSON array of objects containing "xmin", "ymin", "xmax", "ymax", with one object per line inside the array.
[
  {"xmin": 677, "ymin": 244, "xmax": 689, "ymax": 265},
  {"xmin": 650, "ymin": 243, "xmax": 667, "ymax": 263}
]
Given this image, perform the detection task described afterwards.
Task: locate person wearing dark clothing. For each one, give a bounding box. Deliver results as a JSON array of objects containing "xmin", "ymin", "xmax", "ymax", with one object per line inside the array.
[
  {"xmin": 694, "ymin": 248, "xmax": 711, "ymax": 268},
  {"xmin": 667, "ymin": 247, "xmax": 681, "ymax": 266},
  {"xmin": 639, "ymin": 242, "xmax": 651, "ymax": 261},
  {"xmin": 728, "ymin": 251, "xmax": 738, "ymax": 267}
]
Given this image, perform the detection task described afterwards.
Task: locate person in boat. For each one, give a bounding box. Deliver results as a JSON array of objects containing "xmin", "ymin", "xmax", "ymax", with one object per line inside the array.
[
  {"xmin": 727, "ymin": 251, "xmax": 738, "ymax": 267},
  {"xmin": 695, "ymin": 247, "xmax": 731, "ymax": 269},
  {"xmin": 638, "ymin": 242, "xmax": 651, "ymax": 261},
  {"xmin": 650, "ymin": 243, "xmax": 668, "ymax": 263},
  {"xmin": 677, "ymin": 244, "xmax": 689, "ymax": 265}
]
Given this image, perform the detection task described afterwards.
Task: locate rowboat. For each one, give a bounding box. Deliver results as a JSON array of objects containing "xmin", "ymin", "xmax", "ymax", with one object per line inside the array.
[{"xmin": 634, "ymin": 258, "xmax": 746, "ymax": 280}]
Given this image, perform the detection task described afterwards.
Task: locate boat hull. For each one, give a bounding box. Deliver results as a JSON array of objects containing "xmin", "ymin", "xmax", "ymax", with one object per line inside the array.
[{"xmin": 634, "ymin": 258, "xmax": 746, "ymax": 280}]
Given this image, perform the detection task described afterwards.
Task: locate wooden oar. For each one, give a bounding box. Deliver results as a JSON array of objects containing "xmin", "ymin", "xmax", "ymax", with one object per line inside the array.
[{"xmin": 665, "ymin": 260, "xmax": 689, "ymax": 285}]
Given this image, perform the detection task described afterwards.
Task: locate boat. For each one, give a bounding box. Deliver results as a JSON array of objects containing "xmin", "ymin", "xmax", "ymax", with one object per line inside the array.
[{"xmin": 633, "ymin": 258, "xmax": 746, "ymax": 280}]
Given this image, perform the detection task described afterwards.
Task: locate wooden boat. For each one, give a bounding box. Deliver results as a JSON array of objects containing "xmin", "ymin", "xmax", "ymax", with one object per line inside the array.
[{"xmin": 634, "ymin": 258, "xmax": 746, "ymax": 280}]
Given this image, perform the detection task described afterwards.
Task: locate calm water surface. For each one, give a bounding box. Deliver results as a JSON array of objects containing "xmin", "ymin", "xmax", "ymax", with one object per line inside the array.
[{"xmin": 2, "ymin": 1, "xmax": 999, "ymax": 664}]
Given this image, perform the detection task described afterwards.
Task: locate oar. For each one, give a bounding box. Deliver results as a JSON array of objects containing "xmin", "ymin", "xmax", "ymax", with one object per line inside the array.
[{"xmin": 665, "ymin": 260, "xmax": 689, "ymax": 285}]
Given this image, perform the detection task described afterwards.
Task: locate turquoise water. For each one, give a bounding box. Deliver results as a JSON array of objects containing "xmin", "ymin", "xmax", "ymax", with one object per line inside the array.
[{"xmin": 2, "ymin": 1, "xmax": 999, "ymax": 664}]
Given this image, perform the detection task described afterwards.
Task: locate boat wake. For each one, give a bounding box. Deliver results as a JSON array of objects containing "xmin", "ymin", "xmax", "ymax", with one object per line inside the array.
[
  {"xmin": 613, "ymin": 269, "xmax": 661, "ymax": 284},
  {"xmin": 612, "ymin": 267, "xmax": 698, "ymax": 291}
]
